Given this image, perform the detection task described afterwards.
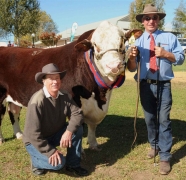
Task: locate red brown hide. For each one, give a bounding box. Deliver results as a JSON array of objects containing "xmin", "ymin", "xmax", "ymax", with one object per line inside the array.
[{"xmin": 0, "ymin": 29, "xmax": 107, "ymax": 110}]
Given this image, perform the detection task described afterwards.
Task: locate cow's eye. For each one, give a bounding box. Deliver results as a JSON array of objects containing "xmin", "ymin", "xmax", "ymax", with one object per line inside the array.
[{"xmin": 93, "ymin": 43, "xmax": 101, "ymax": 53}]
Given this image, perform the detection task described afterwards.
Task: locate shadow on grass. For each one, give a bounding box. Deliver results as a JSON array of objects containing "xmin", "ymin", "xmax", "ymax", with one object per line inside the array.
[
  {"xmin": 4, "ymin": 137, "xmax": 15, "ymax": 142},
  {"xmin": 171, "ymin": 119, "xmax": 186, "ymax": 164},
  {"xmin": 80, "ymin": 115, "xmax": 186, "ymax": 175},
  {"xmin": 2, "ymin": 115, "xmax": 186, "ymax": 177},
  {"xmin": 81, "ymin": 115, "xmax": 147, "ymax": 174}
]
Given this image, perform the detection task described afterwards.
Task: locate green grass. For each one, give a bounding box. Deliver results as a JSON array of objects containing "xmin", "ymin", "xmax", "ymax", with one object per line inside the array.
[
  {"xmin": 0, "ymin": 72, "xmax": 186, "ymax": 179},
  {"xmin": 173, "ymin": 59, "xmax": 186, "ymax": 71}
]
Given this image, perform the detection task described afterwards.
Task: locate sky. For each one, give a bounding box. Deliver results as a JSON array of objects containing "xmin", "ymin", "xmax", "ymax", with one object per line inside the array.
[
  {"xmin": 39, "ymin": 0, "xmax": 182, "ymax": 32},
  {"xmin": 1, "ymin": 0, "xmax": 184, "ymax": 42}
]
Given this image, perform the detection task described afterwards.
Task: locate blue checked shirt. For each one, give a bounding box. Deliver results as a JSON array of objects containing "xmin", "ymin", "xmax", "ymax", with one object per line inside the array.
[{"xmin": 134, "ymin": 30, "xmax": 185, "ymax": 81}]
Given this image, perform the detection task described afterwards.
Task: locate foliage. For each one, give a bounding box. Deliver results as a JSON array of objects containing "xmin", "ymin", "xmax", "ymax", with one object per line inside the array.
[
  {"xmin": 40, "ymin": 32, "xmax": 62, "ymax": 47},
  {"xmin": 129, "ymin": 0, "xmax": 165, "ymax": 30},
  {"xmin": 0, "ymin": 0, "xmax": 40, "ymax": 44},
  {"xmin": 19, "ymin": 39, "xmax": 32, "ymax": 48},
  {"xmin": 172, "ymin": 0, "xmax": 186, "ymax": 37},
  {"xmin": 39, "ymin": 11, "xmax": 58, "ymax": 33},
  {"xmin": 0, "ymin": 0, "xmax": 58, "ymax": 47},
  {"xmin": 16, "ymin": 11, "xmax": 59, "ymax": 47},
  {"xmin": 0, "ymin": 28, "xmax": 11, "ymax": 39},
  {"xmin": 129, "ymin": 0, "xmax": 144, "ymax": 30}
]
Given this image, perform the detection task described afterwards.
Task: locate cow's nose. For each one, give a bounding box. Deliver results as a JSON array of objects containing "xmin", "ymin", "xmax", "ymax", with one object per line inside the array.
[
  {"xmin": 111, "ymin": 68, "xmax": 119, "ymax": 74},
  {"xmin": 113, "ymin": 62, "xmax": 124, "ymax": 74}
]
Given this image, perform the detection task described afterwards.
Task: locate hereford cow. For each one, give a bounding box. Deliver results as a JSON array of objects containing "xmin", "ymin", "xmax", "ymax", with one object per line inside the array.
[{"xmin": 0, "ymin": 21, "xmax": 135, "ymax": 149}]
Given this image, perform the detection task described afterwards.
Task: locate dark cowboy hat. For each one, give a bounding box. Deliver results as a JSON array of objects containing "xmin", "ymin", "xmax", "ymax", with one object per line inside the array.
[
  {"xmin": 35, "ymin": 63, "xmax": 67, "ymax": 84},
  {"xmin": 136, "ymin": 4, "xmax": 166, "ymax": 22}
]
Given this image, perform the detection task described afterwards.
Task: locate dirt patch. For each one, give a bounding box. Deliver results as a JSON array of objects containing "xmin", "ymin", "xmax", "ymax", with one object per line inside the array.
[
  {"xmin": 125, "ymin": 71, "xmax": 186, "ymax": 83},
  {"xmin": 130, "ymin": 171, "xmax": 156, "ymax": 180},
  {"xmin": 130, "ymin": 170, "xmax": 178, "ymax": 180}
]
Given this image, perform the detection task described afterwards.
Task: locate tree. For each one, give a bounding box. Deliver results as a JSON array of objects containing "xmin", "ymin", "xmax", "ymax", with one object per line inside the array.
[
  {"xmin": 129, "ymin": 0, "xmax": 144, "ymax": 30},
  {"xmin": 40, "ymin": 32, "xmax": 62, "ymax": 47},
  {"xmin": 0, "ymin": 29, "xmax": 11, "ymax": 39},
  {"xmin": 0, "ymin": 0, "xmax": 40, "ymax": 45},
  {"xmin": 16, "ymin": 34, "xmax": 32, "ymax": 47},
  {"xmin": 172, "ymin": 0, "xmax": 186, "ymax": 37},
  {"xmin": 129, "ymin": 0, "xmax": 165, "ymax": 30},
  {"xmin": 16, "ymin": 11, "xmax": 59, "ymax": 47},
  {"xmin": 39, "ymin": 11, "xmax": 58, "ymax": 33},
  {"xmin": 35, "ymin": 11, "xmax": 59, "ymax": 42}
]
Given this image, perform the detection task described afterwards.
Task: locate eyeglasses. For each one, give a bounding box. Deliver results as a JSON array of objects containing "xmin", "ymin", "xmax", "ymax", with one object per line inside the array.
[{"xmin": 143, "ymin": 15, "xmax": 159, "ymax": 21}]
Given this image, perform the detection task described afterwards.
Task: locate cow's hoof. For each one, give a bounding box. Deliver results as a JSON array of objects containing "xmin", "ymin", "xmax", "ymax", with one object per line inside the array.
[
  {"xmin": 81, "ymin": 153, "xmax": 86, "ymax": 160},
  {"xmin": 89, "ymin": 146, "xmax": 102, "ymax": 151},
  {"xmin": 15, "ymin": 132, "xmax": 23, "ymax": 139},
  {"xmin": 81, "ymin": 148, "xmax": 86, "ymax": 160}
]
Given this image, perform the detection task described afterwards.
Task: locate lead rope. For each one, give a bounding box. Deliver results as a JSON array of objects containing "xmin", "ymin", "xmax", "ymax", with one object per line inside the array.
[{"xmin": 131, "ymin": 52, "xmax": 141, "ymax": 148}]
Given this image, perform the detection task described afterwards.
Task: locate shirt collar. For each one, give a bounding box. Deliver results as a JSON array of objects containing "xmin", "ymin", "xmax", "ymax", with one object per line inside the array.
[
  {"xmin": 43, "ymin": 86, "xmax": 63, "ymax": 99},
  {"xmin": 144, "ymin": 29, "xmax": 159, "ymax": 40}
]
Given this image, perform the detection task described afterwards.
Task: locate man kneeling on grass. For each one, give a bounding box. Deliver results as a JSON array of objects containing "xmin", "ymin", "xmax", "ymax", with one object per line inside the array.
[{"xmin": 23, "ymin": 63, "xmax": 88, "ymax": 176}]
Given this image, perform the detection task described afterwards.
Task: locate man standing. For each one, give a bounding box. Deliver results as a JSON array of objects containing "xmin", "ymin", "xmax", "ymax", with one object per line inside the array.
[
  {"xmin": 127, "ymin": 4, "xmax": 185, "ymax": 175},
  {"xmin": 23, "ymin": 63, "xmax": 88, "ymax": 176}
]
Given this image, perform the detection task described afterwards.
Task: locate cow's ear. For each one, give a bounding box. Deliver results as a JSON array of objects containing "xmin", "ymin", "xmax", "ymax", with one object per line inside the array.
[
  {"xmin": 124, "ymin": 29, "xmax": 143, "ymax": 42},
  {"xmin": 75, "ymin": 29, "xmax": 94, "ymax": 51},
  {"xmin": 76, "ymin": 29, "xmax": 95, "ymax": 43},
  {"xmin": 74, "ymin": 39, "xmax": 92, "ymax": 52}
]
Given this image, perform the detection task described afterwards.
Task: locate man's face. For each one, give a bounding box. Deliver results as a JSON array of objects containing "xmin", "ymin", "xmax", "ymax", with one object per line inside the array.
[
  {"xmin": 43, "ymin": 74, "xmax": 61, "ymax": 95},
  {"xmin": 142, "ymin": 14, "xmax": 159, "ymax": 33}
]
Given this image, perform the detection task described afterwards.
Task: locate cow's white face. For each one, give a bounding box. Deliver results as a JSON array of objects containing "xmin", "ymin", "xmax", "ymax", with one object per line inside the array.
[{"xmin": 91, "ymin": 21, "xmax": 125, "ymax": 85}]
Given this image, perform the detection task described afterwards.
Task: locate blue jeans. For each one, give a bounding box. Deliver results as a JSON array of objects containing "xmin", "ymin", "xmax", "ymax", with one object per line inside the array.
[
  {"xmin": 140, "ymin": 81, "xmax": 172, "ymax": 161},
  {"xmin": 26, "ymin": 124, "xmax": 83, "ymax": 170}
]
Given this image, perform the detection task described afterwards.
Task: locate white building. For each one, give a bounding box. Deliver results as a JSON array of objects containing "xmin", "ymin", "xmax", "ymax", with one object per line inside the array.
[
  {"xmin": 0, "ymin": 42, "xmax": 8, "ymax": 47},
  {"xmin": 35, "ymin": 14, "xmax": 131, "ymax": 48}
]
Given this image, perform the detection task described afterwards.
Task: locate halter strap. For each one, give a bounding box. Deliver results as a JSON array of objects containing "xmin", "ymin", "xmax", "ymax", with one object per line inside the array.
[{"xmin": 84, "ymin": 49, "xmax": 125, "ymax": 89}]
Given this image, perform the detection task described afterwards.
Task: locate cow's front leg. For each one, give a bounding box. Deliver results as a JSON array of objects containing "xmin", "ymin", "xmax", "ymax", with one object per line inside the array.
[
  {"xmin": 0, "ymin": 101, "xmax": 7, "ymax": 144},
  {"xmin": 87, "ymin": 124, "xmax": 101, "ymax": 151},
  {"xmin": 8, "ymin": 103, "xmax": 23, "ymax": 139}
]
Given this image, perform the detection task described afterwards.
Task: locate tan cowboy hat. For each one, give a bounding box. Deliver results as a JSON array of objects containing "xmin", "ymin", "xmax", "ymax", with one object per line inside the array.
[
  {"xmin": 136, "ymin": 4, "xmax": 166, "ymax": 22},
  {"xmin": 35, "ymin": 63, "xmax": 67, "ymax": 84}
]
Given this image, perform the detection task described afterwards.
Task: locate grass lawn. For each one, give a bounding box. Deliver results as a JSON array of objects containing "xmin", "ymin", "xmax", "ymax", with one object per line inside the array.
[
  {"xmin": 0, "ymin": 62, "xmax": 185, "ymax": 179},
  {"xmin": 173, "ymin": 59, "xmax": 186, "ymax": 72}
]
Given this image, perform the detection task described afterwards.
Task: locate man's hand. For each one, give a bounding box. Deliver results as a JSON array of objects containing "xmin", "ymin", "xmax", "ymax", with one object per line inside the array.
[
  {"xmin": 154, "ymin": 46, "xmax": 164, "ymax": 57},
  {"xmin": 155, "ymin": 46, "xmax": 176, "ymax": 63},
  {"xmin": 126, "ymin": 46, "xmax": 138, "ymax": 71},
  {"xmin": 60, "ymin": 130, "xmax": 72, "ymax": 148},
  {"xmin": 49, "ymin": 150, "xmax": 62, "ymax": 166},
  {"xmin": 129, "ymin": 46, "xmax": 138, "ymax": 59}
]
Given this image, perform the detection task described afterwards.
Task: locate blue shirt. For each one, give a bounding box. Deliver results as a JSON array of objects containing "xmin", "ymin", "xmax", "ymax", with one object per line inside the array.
[{"xmin": 135, "ymin": 30, "xmax": 185, "ymax": 80}]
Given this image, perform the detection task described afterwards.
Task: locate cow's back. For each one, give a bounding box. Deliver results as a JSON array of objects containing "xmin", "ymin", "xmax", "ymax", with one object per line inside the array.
[{"xmin": 0, "ymin": 43, "xmax": 97, "ymax": 107}]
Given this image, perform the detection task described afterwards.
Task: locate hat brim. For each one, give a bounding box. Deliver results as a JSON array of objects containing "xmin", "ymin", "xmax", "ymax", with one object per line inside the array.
[
  {"xmin": 35, "ymin": 70, "xmax": 67, "ymax": 84},
  {"xmin": 136, "ymin": 12, "xmax": 166, "ymax": 22}
]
